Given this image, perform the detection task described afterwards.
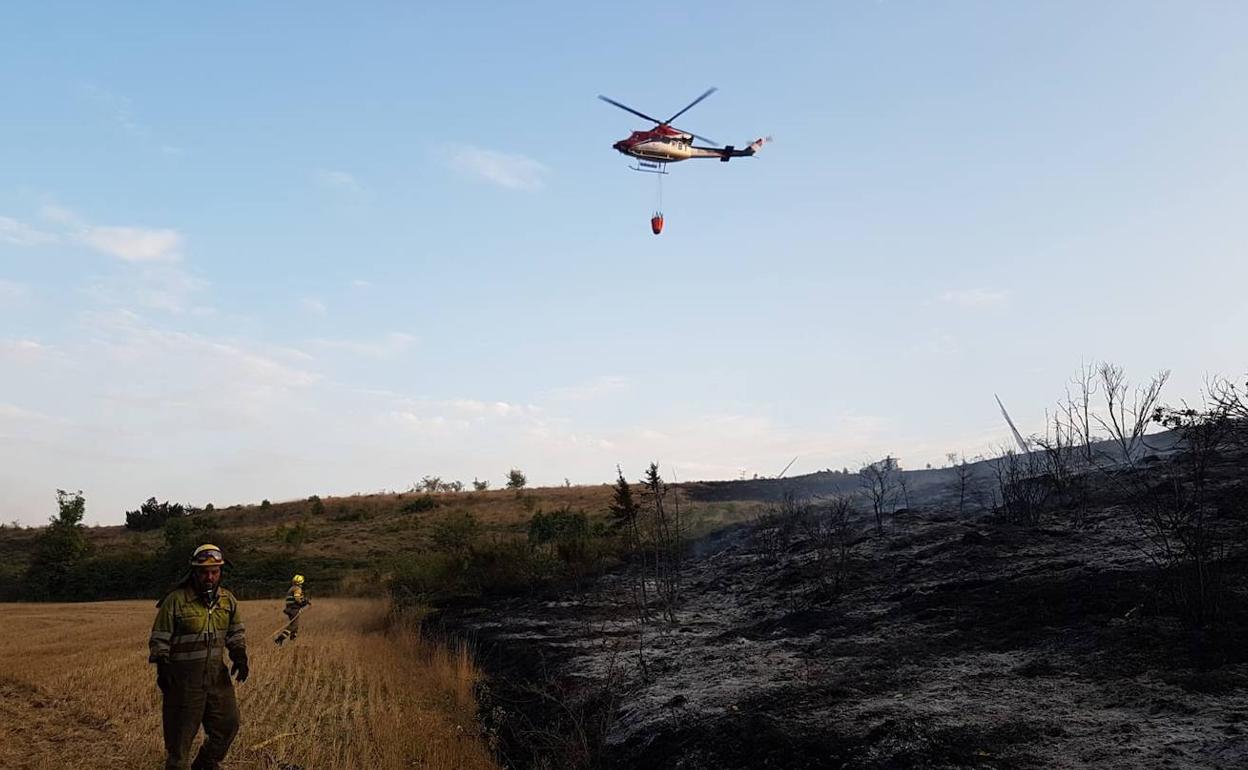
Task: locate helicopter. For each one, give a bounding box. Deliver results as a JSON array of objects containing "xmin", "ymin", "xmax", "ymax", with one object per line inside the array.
[{"xmin": 598, "ymin": 87, "xmax": 768, "ymax": 174}]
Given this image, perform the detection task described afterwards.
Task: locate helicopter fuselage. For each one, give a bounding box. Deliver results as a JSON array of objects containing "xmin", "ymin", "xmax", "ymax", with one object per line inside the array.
[{"xmin": 613, "ymin": 129, "xmax": 721, "ymax": 163}]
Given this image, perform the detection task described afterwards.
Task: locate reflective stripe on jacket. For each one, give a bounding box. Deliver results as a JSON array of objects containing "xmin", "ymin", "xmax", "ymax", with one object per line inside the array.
[{"xmin": 149, "ymin": 586, "xmax": 245, "ymax": 664}]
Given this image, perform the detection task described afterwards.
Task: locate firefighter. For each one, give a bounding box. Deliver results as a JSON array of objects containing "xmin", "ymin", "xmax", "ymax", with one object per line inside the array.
[
  {"xmin": 274, "ymin": 573, "xmax": 310, "ymax": 645},
  {"xmin": 148, "ymin": 544, "xmax": 248, "ymax": 770}
]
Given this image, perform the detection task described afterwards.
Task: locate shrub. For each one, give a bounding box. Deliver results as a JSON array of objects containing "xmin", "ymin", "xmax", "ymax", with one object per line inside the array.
[
  {"xmin": 529, "ymin": 507, "xmax": 592, "ymax": 564},
  {"xmin": 124, "ymin": 497, "xmax": 189, "ymax": 531},
  {"xmin": 276, "ymin": 520, "xmax": 309, "ymax": 551},
  {"xmin": 388, "ymin": 538, "xmax": 559, "ymax": 606},
  {"xmin": 401, "ymin": 495, "xmax": 438, "ymax": 514},
  {"xmin": 430, "ymin": 510, "xmax": 481, "ymax": 555},
  {"xmin": 528, "ymin": 507, "xmax": 590, "ymax": 545}
]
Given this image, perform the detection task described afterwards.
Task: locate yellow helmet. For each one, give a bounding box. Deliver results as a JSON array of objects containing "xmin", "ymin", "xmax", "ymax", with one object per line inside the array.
[
  {"xmin": 190, "ymin": 544, "xmax": 225, "ymax": 567},
  {"xmin": 292, "ymin": 574, "xmax": 305, "ymax": 585}
]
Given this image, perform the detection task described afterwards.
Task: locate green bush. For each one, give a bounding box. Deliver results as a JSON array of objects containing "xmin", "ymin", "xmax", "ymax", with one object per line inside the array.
[
  {"xmin": 387, "ymin": 538, "xmax": 560, "ymax": 606},
  {"xmin": 430, "ymin": 510, "xmax": 480, "ymax": 553},
  {"xmin": 529, "ymin": 507, "xmax": 593, "ymax": 564},
  {"xmin": 386, "ymin": 506, "xmax": 620, "ymax": 608},
  {"xmin": 275, "ymin": 520, "xmax": 309, "ymax": 550},
  {"xmin": 528, "ymin": 507, "xmax": 589, "ymax": 545},
  {"xmin": 124, "ymin": 497, "xmax": 190, "ymax": 531}
]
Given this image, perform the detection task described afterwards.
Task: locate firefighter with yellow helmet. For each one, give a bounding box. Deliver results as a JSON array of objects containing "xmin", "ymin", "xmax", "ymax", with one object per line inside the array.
[
  {"xmin": 275, "ymin": 573, "xmax": 310, "ymax": 645},
  {"xmin": 148, "ymin": 544, "xmax": 248, "ymax": 770}
]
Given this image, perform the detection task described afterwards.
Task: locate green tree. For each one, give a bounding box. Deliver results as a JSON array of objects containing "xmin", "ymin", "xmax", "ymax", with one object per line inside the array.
[
  {"xmin": 25, "ymin": 490, "xmax": 91, "ymax": 600},
  {"xmin": 124, "ymin": 497, "xmax": 188, "ymax": 531},
  {"xmin": 608, "ymin": 467, "xmax": 640, "ymax": 535},
  {"xmin": 506, "ymin": 468, "xmax": 528, "ymax": 490}
]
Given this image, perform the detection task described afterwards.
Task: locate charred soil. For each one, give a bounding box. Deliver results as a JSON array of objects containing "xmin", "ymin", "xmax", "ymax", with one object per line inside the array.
[{"xmin": 436, "ymin": 452, "xmax": 1248, "ymax": 769}]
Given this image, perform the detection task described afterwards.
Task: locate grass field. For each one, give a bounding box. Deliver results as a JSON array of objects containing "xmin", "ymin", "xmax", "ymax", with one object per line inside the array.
[{"xmin": 0, "ymin": 598, "xmax": 499, "ymax": 770}]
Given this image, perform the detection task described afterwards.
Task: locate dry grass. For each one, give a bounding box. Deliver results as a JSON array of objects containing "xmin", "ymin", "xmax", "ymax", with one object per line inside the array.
[
  {"xmin": 0, "ymin": 598, "xmax": 499, "ymax": 770},
  {"xmin": 3, "ymin": 485, "xmax": 620, "ymax": 566},
  {"xmin": 0, "ymin": 484, "xmax": 767, "ymax": 595}
]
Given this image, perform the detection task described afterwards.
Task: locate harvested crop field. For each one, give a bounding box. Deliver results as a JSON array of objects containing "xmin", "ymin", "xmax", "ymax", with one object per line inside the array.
[{"xmin": 0, "ymin": 598, "xmax": 498, "ymax": 770}]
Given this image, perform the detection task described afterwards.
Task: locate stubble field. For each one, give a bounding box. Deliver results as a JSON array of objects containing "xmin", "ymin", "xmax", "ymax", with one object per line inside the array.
[{"xmin": 0, "ymin": 598, "xmax": 498, "ymax": 770}]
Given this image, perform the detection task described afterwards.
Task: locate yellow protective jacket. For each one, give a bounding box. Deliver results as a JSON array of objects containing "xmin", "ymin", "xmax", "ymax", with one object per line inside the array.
[
  {"xmin": 149, "ymin": 586, "xmax": 246, "ymax": 670},
  {"xmin": 284, "ymin": 585, "xmax": 308, "ymax": 618}
]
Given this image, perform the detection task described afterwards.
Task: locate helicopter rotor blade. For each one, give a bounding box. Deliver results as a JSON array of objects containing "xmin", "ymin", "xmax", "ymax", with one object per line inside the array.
[
  {"xmin": 598, "ymin": 95, "xmax": 665, "ymax": 125},
  {"xmin": 686, "ymin": 131, "xmax": 720, "ymax": 146},
  {"xmin": 664, "ymin": 87, "xmax": 718, "ymax": 125}
]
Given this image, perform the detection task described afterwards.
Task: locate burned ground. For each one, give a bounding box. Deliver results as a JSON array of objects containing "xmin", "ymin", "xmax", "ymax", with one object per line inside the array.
[{"xmin": 436, "ymin": 450, "xmax": 1248, "ymax": 769}]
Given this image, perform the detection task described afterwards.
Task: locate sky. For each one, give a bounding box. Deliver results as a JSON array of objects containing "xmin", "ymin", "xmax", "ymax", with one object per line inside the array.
[{"xmin": 2, "ymin": 2, "xmax": 1247, "ymax": 525}]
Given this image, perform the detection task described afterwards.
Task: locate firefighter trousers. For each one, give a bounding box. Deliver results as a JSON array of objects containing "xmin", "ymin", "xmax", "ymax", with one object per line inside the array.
[
  {"xmin": 160, "ymin": 662, "xmax": 240, "ymax": 770},
  {"xmin": 278, "ymin": 608, "xmax": 300, "ymax": 640}
]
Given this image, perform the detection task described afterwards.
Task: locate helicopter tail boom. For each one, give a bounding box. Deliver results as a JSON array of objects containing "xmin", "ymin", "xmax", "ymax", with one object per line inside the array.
[{"xmin": 712, "ymin": 137, "xmax": 770, "ymax": 161}]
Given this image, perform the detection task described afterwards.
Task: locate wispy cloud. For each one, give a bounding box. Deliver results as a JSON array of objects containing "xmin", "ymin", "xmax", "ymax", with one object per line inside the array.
[
  {"xmin": 0, "ymin": 216, "xmax": 57, "ymax": 246},
  {"xmin": 937, "ymin": 288, "xmax": 1011, "ymax": 308},
  {"xmin": 22, "ymin": 204, "xmax": 185, "ymax": 263},
  {"xmin": 446, "ymin": 399, "xmax": 534, "ymax": 417},
  {"xmin": 26, "ymin": 313, "xmax": 323, "ymax": 452},
  {"xmin": 917, "ymin": 331, "xmax": 962, "ymax": 355},
  {"xmin": 444, "ymin": 144, "xmax": 549, "ymax": 191},
  {"xmin": 0, "ymin": 338, "xmax": 65, "ymax": 368},
  {"xmin": 387, "ymin": 396, "xmax": 542, "ymax": 437},
  {"xmin": 0, "ymin": 402, "xmax": 62, "ymax": 424},
  {"xmin": 40, "ymin": 204, "xmax": 79, "ymax": 225},
  {"xmin": 300, "ymin": 297, "xmax": 328, "ymax": 316},
  {"xmin": 313, "ymin": 169, "xmax": 364, "ymax": 194},
  {"xmin": 545, "ymin": 376, "xmax": 629, "ymax": 402},
  {"xmin": 84, "ymin": 265, "xmax": 210, "ymax": 314},
  {"xmin": 312, "ymin": 331, "xmax": 416, "ymax": 358},
  {"xmin": 81, "ymin": 225, "xmax": 182, "ymax": 262},
  {"xmin": 1, "ymin": 339, "xmax": 51, "ymax": 357},
  {"xmin": 82, "ymin": 83, "xmax": 149, "ymax": 139},
  {"xmin": 81, "ymin": 83, "xmax": 183, "ymax": 155},
  {"xmin": 349, "ymin": 279, "xmax": 372, "ymax": 289}
]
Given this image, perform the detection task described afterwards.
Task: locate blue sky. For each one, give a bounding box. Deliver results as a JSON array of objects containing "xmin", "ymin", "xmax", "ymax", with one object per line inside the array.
[{"xmin": 2, "ymin": 2, "xmax": 1247, "ymax": 524}]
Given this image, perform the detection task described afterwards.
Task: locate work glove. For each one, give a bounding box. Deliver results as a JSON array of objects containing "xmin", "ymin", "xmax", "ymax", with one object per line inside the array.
[
  {"xmin": 230, "ymin": 654, "xmax": 249, "ymax": 683},
  {"xmin": 155, "ymin": 659, "xmax": 171, "ymax": 691}
]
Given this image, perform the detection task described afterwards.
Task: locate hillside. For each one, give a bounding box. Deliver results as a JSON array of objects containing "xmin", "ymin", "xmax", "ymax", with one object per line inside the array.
[
  {"xmin": 0, "ymin": 432, "xmax": 1183, "ymax": 601},
  {"xmin": 0, "ymin": 482, "xmax": 767, "ymax": 600}
]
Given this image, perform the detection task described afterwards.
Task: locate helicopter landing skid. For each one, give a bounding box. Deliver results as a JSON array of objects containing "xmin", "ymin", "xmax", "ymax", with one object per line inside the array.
[{"xmin": 629, "ymin": 160, "xmax": 668, "ymax": 174}]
